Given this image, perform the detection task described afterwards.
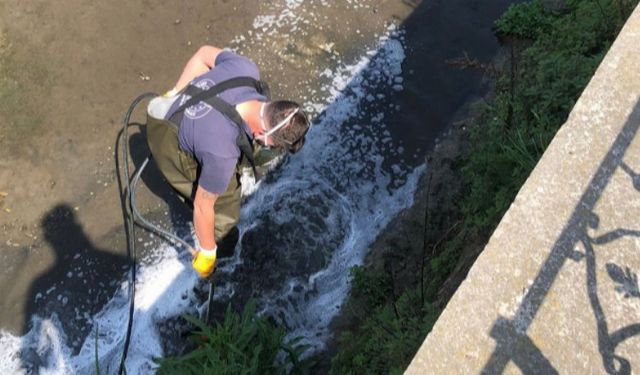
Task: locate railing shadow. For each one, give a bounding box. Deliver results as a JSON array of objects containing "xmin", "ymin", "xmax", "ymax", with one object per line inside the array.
[{"xmin": 482, "ymin": 100, "xmax": 640, "ymax": 374}]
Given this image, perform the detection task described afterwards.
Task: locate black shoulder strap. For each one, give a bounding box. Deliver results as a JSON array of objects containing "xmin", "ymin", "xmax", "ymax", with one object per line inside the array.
[
  {"xmin": 168, "ymin": 76, "xmax": 270, "ymax": 179},
  {"xmin": 202, "ymin": 95, "xmax": 260, "ymax": 179},
  {"xmin": 171, "ymin": 77, "xmax": 270, "ymax": 117}
]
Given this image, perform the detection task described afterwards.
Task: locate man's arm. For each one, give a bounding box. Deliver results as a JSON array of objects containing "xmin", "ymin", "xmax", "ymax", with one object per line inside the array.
[
  {"xmin": 173, "ymin": 45, "xmax": 224, "ymax": 92},
  {"xmin": 193, "ymin": 184, "xmax": 218, "ymax": 250}
]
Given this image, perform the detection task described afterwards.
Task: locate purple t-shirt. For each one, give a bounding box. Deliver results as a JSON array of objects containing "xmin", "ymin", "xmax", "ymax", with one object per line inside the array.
[{"xmin": 166, "ymin": 50, "xmax": 266, "ymax": 194}]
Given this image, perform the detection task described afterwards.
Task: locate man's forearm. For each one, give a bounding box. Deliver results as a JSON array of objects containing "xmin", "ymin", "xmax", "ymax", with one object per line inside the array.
[
  {"xmin": 194, "ymin": 203, "xmax": 216, "ymax": 250},
  {"xmin": 193, "ymin": 185, "xmax": 218, "ymax": 250}
]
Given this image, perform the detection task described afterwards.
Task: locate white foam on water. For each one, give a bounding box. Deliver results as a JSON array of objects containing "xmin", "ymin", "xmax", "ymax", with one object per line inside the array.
[
  {"xmin": 232, "ymin": 31, "xmax": 424, "ymax": 350},
  {"xmin": 0, "ymin": 245, "xmax": 199, "ymax": 374},
  {"xmin": 0, "ymin": 1, "xmax": 426, "ymax": 373}
]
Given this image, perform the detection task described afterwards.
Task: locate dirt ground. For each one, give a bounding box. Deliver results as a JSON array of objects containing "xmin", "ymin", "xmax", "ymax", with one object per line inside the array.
[{"xmin": 0, "ymin": 0, "xmax": 421, "ymax": 335}]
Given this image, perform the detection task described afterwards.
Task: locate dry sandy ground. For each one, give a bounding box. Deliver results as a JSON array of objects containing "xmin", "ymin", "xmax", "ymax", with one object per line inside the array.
[{"xmin": 0, "ymin": 0, "xmax": 419, "ymax": 335}]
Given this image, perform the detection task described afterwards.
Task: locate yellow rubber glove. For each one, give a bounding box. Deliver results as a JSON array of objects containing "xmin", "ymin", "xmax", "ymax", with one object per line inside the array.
[
  {"xmin": 163, "ymin": 87, "xmax": 179, "ymax": 98},
  {"xmin": 192, "ymin": 246, "xmax": 217, "ymax": 278}
]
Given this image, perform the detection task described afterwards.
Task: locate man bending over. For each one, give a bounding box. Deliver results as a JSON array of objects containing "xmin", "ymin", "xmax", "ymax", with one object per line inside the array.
[{"xmin": 146, "ymin": 45, "xmax": 310, "ymax": 277}]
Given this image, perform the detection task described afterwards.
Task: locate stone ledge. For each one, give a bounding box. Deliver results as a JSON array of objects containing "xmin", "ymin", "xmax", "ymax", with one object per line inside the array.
[{"xmin": 407, "ymin": 4, "xmax": 640, "ymax": 374}]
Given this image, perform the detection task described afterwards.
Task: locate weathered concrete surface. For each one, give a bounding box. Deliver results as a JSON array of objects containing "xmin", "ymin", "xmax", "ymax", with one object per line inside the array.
[{"xmin": 407, "ymin": 5, "xmax": 640, "ymax": 375}]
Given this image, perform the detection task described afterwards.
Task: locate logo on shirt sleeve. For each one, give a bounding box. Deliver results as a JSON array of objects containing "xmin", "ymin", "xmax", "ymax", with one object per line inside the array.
[{"xmin": 179, "ymin": 78, "xmax": 216, "ymax": 120}]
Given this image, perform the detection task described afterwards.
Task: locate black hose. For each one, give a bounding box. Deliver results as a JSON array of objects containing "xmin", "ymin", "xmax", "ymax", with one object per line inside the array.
[
  {"xmin": 205, "ymin": 280, "xmax": 215, "ymax": 325},
  {"xmin": 117, "ymin": 93, "xmax": 215, "ymax": 374},
  {"xmin": 117, "ymin": 92, "xmax": 156, "ymax": 375},
  {"xmin": 129, "ymin": 157, "xmax": 195, "ymax": 252}
]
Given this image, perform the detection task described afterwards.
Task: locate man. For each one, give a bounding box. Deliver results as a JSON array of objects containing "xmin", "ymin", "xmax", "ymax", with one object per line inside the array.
[{"xmin": 146, "ymin": 45, "xmax": 310, "ymax": 277}]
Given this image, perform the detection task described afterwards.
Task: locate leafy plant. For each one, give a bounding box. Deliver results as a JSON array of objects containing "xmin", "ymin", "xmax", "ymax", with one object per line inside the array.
[
  {"xmin": 349, "ymin": 266, "xmax": 392, "ymax": 308},
  {"xmin": 157, "ymin": 300, "xmax": 310, "ymax": 375},
  {"xmin": 331, "ymin": 288, "xmax": 440, "ymax": 375},
  {"xmin": 462, "ymin": 0, "xmax": 635, "ymax": 235},
  {"xmin": 494, "ymin": 0, "xmax": 553, "ymax": 40}
]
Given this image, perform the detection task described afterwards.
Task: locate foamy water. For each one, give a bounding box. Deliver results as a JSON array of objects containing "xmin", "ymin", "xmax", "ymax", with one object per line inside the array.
[{"xmin": 0, "ymin": 1, "xmax": 425, "ymax": 373}]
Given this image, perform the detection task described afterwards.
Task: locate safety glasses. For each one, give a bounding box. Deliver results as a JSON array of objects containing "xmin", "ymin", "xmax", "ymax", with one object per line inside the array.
[{"xmin": 259, "ymin": 104, "xmax": 306, "ymax": 152}]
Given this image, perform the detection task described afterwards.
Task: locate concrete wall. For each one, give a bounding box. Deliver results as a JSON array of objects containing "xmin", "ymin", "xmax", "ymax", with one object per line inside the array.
[{"xmin": 407, "ymin": 5, "xmax": 640, "ymax": 374}]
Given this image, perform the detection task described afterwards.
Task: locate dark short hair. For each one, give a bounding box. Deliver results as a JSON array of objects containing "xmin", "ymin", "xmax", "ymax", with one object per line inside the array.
[{"xmin": 265, "ymin": 100, "xmax": 310, "ymax": 153}]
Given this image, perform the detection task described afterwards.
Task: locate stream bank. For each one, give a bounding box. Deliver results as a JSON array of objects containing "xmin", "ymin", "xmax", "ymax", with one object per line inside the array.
[
  {"xmin": 326, "ymin": 0, "xmax": 640, "ymax": 373},
  {"xmin": 324, "ymin": 91, "xmax": 489, "ymax": 374}
]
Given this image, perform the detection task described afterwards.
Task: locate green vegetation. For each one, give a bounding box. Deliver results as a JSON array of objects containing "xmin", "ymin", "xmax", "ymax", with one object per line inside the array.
[
  {"xmin": 331, "ymin": 0, "xmax": 638, "ymax": 373},
  {"xmin": 156, "ymin": 301, "xmax": 310, "ymax": 375},
  {"xmin": 331, "ymin": 267, "xmax": 440, "ymax": 374},
  {"xmin": 465, "ymin": 0, "xmax": 635, "ymax": 235}
]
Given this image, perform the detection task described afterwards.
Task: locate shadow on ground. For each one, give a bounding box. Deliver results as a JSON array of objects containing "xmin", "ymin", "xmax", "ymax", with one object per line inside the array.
[{"xmin": 20, "ymin": 204, "xmax": 129, "ymax": 370}]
